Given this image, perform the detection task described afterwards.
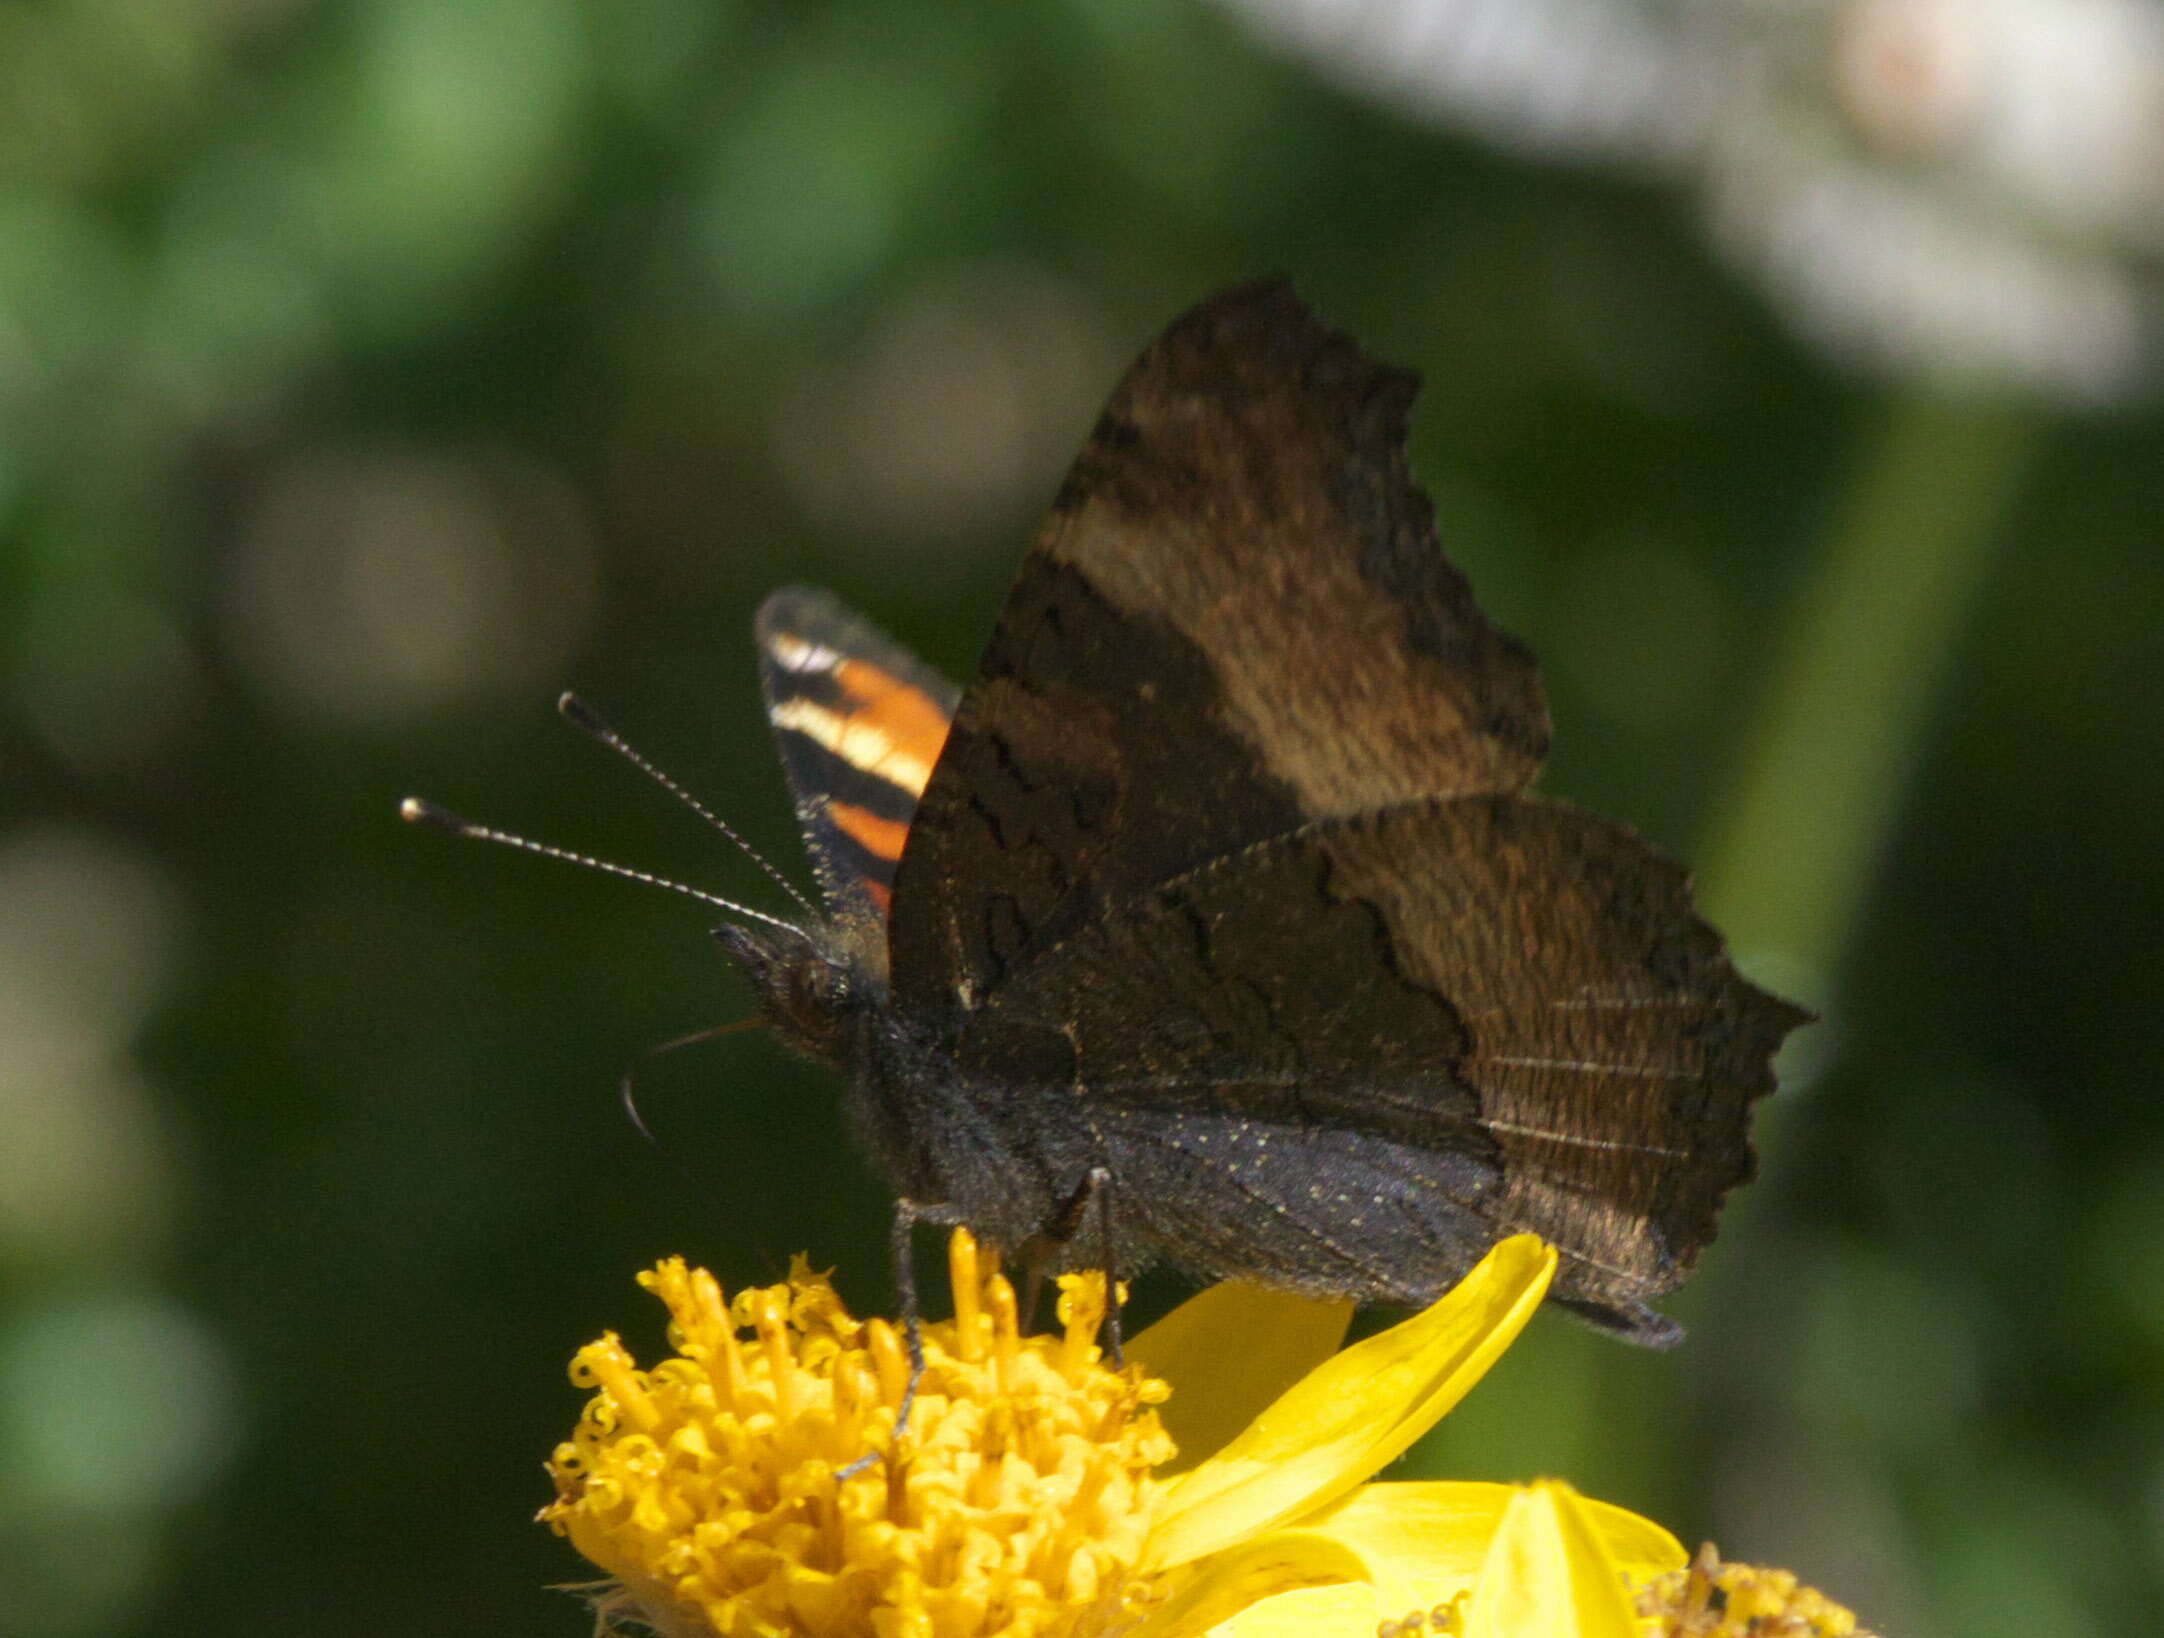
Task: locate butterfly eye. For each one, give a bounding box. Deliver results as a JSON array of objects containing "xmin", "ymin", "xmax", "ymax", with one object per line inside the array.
[{"xmin": 712, "ymin": 924, "xmax": 853, "ymax": 1068}]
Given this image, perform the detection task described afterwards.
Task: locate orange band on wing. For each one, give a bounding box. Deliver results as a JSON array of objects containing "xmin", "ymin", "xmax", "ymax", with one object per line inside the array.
[
  {"xmin": 833, "ymin": 657, "xmax": 952, "ymax": 797},
  {"xmin": 827, "ymin": 800, "xmax": 912, "ymax": 867},
  {"xmin": 767, "ymin": 698, "xmax": 938, "ymax": 797},
  {"xmin": 768, "ymin": 660, "xmax": 954, "ymax": 801}
]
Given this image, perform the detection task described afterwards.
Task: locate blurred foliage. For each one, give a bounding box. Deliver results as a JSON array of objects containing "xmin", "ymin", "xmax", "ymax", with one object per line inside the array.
[{"xmin": 2, "ymin": 3, "xmax": 2161, "ymax": 1636}]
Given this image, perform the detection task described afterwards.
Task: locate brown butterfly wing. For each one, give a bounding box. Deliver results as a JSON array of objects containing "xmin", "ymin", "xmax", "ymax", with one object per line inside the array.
[
  {"xmin": 881, "ymin": 280, "xmax": 1806, "ymax": 1336},
  {"xmin": 952, "ymin": 796, "xmax": 1808, "ymax": 1338},
  {"xmin": 887, "ymin": 281, "xmax": 1549, "ymax": 1023}
]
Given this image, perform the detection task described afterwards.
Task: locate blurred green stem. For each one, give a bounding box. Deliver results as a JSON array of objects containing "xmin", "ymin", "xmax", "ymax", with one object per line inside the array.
[{"xmin": 1697, "ymin": 388, "xmax": 2043, "ymax": 1004}]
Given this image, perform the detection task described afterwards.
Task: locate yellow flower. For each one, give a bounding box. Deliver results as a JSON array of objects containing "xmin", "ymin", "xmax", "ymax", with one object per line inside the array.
[
  {"xmin": 542, "ymin": 1232, "xmax": 1167, "ymax": 1638},
  {"xmin": 537, "ymin": 1231, "xmax": 1802, "ymax": 1638},
  {"xmin": 1151, "ymin": 1473, "xmax": 1679, "ymax": 1637},
  {"xmin": 1190, "ymin": 1480, "xmax": 1880, "ymax": 1638},
  {"xmin": 1634, "ymin": 1543, "xmax": 1878, "ymax": 1638}
]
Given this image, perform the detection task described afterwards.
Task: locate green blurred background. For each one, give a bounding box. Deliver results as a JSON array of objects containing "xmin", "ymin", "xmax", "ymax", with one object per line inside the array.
[{"xmin": 3, "ymin": 2, "xmax": 2161, "ymax": 1634}]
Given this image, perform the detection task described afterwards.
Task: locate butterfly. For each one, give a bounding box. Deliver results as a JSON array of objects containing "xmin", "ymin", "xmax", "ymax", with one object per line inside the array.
[{"xmin": 720, "ymin": 281, "xmax": 1810, "ymax": 1345}]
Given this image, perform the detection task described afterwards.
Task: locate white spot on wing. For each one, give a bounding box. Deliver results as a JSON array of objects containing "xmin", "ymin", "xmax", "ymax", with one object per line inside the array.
[{"xmin": 766, "ymin": 632, "xmax": 844, "ymax": 674}]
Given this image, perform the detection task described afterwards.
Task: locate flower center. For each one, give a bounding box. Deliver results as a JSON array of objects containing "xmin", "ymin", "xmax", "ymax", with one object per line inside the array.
[{"xmin": 541, "ymin": 1231, "xmax": 1175, "ymax": 1638}]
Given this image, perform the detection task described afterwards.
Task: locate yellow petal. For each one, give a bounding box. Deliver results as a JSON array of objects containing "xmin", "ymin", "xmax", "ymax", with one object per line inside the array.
[
  {"xmin": 1462, "ymin": 1481, "xmax": 1642, "ymax": 1638},
  {"xmin": 1201, "ymin": 1583, "xmax": 1380, "ymax": 1638},
  {"xmin": 1144, "ymin": 1237, "xmax": 1557, "ymax": 1573},
  {"xmin": 1129, "ymin": 1529, "xmax": 1373, "ymax": 1638},
  {"xmin": 1128, "ymin": 1282, "xmax": 1356, "ymax": 1473},
  {"xmin": 1303, "ymin": 1480, "xmax": 1686, "ymax": 1612}
]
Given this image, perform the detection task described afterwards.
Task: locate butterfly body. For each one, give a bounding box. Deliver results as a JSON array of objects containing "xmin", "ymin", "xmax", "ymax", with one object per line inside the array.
[{"xmin": 731, "ymin": 283, "xmax": 1809, "ymax": 1344}]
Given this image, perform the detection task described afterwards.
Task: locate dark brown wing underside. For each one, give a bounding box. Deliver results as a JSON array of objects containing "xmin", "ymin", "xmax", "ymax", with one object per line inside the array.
[
  {"xmin": 889, "ymin": 281, "xmax": 1550, "ymax": 1024},
  {"xmin": 958, "ymin": 795, "xmax": 1809, "ymax": 1324},
  {"xmin": 872, "ymin": 281, "xmax": 1808, "ymax": 1336}
]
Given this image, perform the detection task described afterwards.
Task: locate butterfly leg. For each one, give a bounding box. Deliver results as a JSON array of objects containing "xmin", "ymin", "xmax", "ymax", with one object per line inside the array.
[
  {"xmin": 840, "ymin": 1194, "xmax": 966, "ymax": 1478},
  {"xmin": 1020, "ymin": 1165, "xmax": 1123, "ymax": 1364},
  {"xmin": 1086, "ymin": 1167, "xmax": 1125, "ymax": 1365},
  {"xmin": 1021, "ymin": 1263, "xmax": 1047, "ymax": 1336},
  {"xmin": 1017, "ymin": 1170, "xmax": 1096, "ymax": 1331}
]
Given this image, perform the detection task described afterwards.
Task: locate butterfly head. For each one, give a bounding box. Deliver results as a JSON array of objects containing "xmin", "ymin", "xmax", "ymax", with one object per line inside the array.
[{"xmin": 713, "ymin": 920, "xmax": 860, "ymax": 1069}]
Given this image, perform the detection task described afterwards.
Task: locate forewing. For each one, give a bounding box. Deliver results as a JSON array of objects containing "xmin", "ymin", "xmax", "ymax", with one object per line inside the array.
[
  {"xmin": 956, "ymin": 795, "xmax": 1810, "ymax": 1335},
  {"xmin": 755, "ymin": 587, "xmax": 959, "ymax": 948},
  {"xmin": 888, "ymin": 282, "xmax": 1550, "ymax": 1023}
]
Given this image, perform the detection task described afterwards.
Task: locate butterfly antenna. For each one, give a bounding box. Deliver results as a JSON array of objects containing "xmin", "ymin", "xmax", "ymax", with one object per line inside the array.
[
  {"xmin": 399, "ymin": 797, "xmax": 814, "ymax": 944},
  {"xmin": 558, "ymin": 692, "xmax": 817, "ymax": 919}
]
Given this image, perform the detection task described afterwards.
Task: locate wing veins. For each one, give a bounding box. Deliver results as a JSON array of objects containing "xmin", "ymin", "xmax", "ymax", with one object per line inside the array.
[
  {"xmin": 1479, "ymin": 1118, "xmax": 1684, "ymax": 1159},
  {"xmin": 1073, "ymin": 1057, "xmax": 1695, "ymax": 1171},
  {"xmin": 1452, "ymin": 993, "xmax": 1717, "ymax": 1023},
  {"xmin": 1471, "ymin": 1053, "xmax": 1700, "ymax": 1082},
  {"xmin": 1129, "ymin": 1118, "xmax": 1652, "ymax": 1293},
  {"xmin": 963, "ymin": 797, "xmax": 1474, "ymax": 1009},
  {"xmin": 1123, "ymin": 1126, "xmax": 1399, "ymax": 1289}
]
